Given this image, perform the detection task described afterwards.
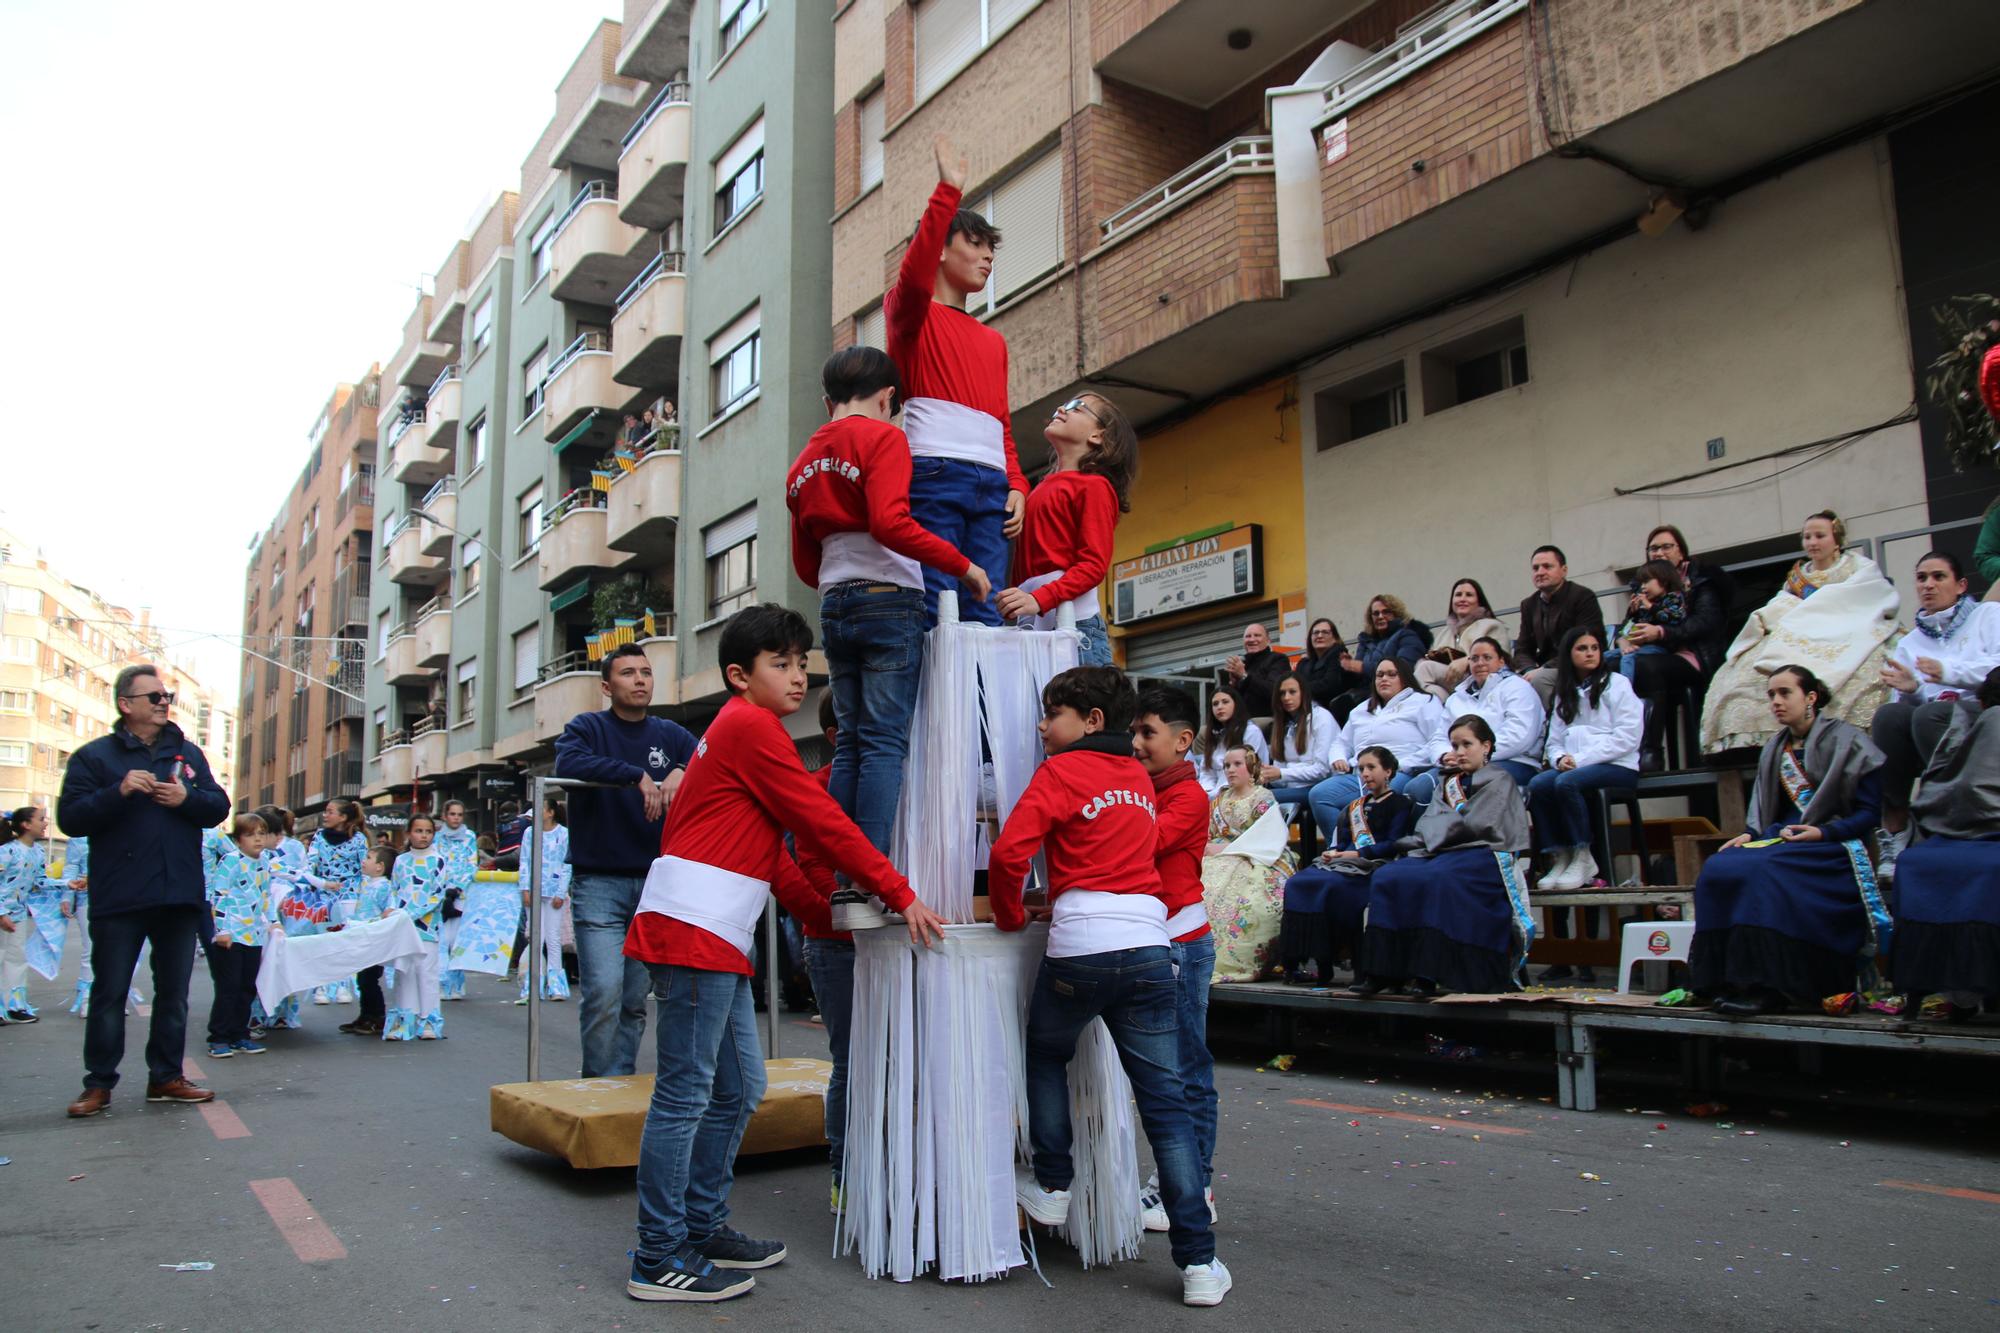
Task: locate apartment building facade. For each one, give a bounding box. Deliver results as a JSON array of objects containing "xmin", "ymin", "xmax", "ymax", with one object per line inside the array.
[
  {"xmin": 830, "ymin": 0, "xmax": 2000, "ymax": 677},
  {"xmin": 236, "ymin": 372, "xmax": 378, "ymax": 816},
  {"xmin": 1, "ymin": 527, "xmax": 234, "ymax": 844},
  {"xmin": 361, "ymin": 0, "xmax": 837, "ymax": 816}
]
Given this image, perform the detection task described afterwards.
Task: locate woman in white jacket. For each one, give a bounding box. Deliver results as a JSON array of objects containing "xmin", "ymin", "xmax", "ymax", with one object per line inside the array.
[
  {"xmin": 1408, "ymin": 637, "xmax": 1547, "ymax": 806},
  {"xmin": 1527, "ymin": 627, "xmax": 1643, "ymax": 892},
  {"xmin": 1259, "ymin": 669, "xmax": 1343, "ymax": 811},
  {"xmin": 1308, "ymin": 659, "xmax": 1442, "ymax": 836}
]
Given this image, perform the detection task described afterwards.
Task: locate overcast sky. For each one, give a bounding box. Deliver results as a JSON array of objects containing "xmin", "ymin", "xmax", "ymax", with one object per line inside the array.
[{"xmin": 0, "ymin": 0, "xmax": 617, "ymax": 695}]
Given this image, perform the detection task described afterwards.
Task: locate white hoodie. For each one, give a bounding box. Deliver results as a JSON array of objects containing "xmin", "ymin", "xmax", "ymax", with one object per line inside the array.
[
  {"xmin": 1436, "ymin": 670, "xmax": 1547, "ymax": 771},
  {"xmin": 1341, "ymin": 688, "xmax": 1447, "ymax": 772},
  {"xmin": 1269, "ymin": 705, "xmax": 1343, "ymax": 785},
  {"xmin": 1544, "ymin": 672, "xmax": 1644, "ymax": 771}
]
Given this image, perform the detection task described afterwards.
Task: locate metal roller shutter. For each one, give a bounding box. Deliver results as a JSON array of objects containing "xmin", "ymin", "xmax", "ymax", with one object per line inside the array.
[{"xmin": 1120, "ymin": 603, "xmax": 1277, "ymax": 679}]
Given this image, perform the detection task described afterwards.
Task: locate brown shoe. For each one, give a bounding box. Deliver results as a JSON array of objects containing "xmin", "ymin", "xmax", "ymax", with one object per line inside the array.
[
  {"xmin": 145, "ymin": 1078, "xmax": 215, "ymax": 1104},
  {"xmin": 67, "ymin": 1088, "xmax": 112, "ymax": 1118}
]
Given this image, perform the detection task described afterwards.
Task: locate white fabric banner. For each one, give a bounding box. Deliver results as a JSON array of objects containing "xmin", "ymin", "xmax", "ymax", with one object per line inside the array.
[{"xmin": 257, "ymin": 910, "xmax": 426, "ymax": 1012}]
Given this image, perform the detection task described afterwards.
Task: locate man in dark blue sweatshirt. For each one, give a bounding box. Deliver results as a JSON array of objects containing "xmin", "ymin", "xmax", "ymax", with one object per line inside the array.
[
  {"xmin": 57, "ymin": 665, "xmax": 231, "ymax": 1118},
  {"xmin": 555, "ymin": 643, "xmax": 698, "ymax": 1076}
]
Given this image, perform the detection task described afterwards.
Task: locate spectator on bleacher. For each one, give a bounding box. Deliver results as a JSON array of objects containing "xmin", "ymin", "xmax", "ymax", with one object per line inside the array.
[
  {"xmin": 1350, "ymin": 715, "xmax": 1533, "ymax": 998},
  {"xmin": 1871, "ymin": 551, "xmax": 2000, "ymax": 877},
  {"xmin": 1332, "ymin": 596, "xmax": 1428, "ymax": 724},
  {"xmin": 1202, "ymin": 746, "xmax": 1295, "ymax": 982},
  {"xmin": 1193, "ymin": 685, "xmax": 1267, "ymax": 797},
  {"xmin": 1279, "ymin": 746, "xmax": 1417, "ymax": 986},
  {"xmin": 1301, "ymin": 618, "xmax": 1354, "ymax": 713},
  {"xmin": 1222, "ymin": 622, "xmax": 1292, "ymax": 711},
  {"xmin": 1528, "ymin": 628, "xmax": 1644, "ymax": 983},
  {"xmin": 1257, "ymin": 670, "xmax": 1341, "ymax": 812},
  {"xmin": 1690, "ymin": 664, "xmax": 1886, "ymax": 1017},
  {"xmin": 1885, "ymin": 665, "xmax": 2000, "ymax": 1018},
  {"xmin": 1701, "ymin": 511, "xmax": 1898, "ymax": 754},
  {"xmin": 1307, "ymin": 659, "xmax": 1441, "ymax": 837},
  {"xmin": 1622, "ymin": 526, "xmax": 1733, "ymax": 768},
  {"xmin": 1412, "ymin": 636, "xmax": 1545, "ymax": 804},
  {"xmin": 1513, "ymin": 546, "xmax": 1606, "ymax": 707},
  {"xmin": 1417, "ymin": 579, "xmax": 1508, "ymax": 702}
]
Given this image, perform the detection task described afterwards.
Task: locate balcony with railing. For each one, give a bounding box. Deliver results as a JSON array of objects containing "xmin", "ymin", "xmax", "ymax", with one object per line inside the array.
[
  {"xmin": 1091, "ymin": 0, "xmax": 1345, "ymax": 109},
  {"xmin": 617, "ymin": 80, "xmax": 690, "ymax": 229},
  {"xmin": 383, "ymin": 514, "xmax": 447, "ymax": 587},
  {"xmin": 331, "ymin": 559, "xmax": 371, "ymax": 630},
  {"xmin": 414, "ymin": 595, "xmax": 452, "ymax": 667},
  {"xmin": 378, "ymin": 729, "xmax": 414, "ymax": 788},
  {"xmin": 322, "ymin": 743, "xmax": 363, "ymax": 799},
  {"xmin": 548, "ymin": 180, "xmax": 651, "ymax": 305},
  {"xmin": 387, "ymin": 399, "xmax": 449, "ymax": 486},
  {"xmin": 550, "ymin": 22, "xmax": 647, "ymax": 172},
  {"xmin": 428, "ymin": 238, "xmax": 470, "ymax": 345},
  {"xmin": 1084, "ymin": 134, "xmax": 1280, "ymax": 370},
  {"xmin": 426, "ymin": 364, "xmax": 462, "ymax": 456},
  {"xmin": 382, "ymin": 622, "xmax": 427, "ymax": 686},
  {"xmin": 536, "ymin": 484, "xmax": 624, "ymax": 590},
  {"xmin": 335, "ymin": 464, "xmax": 375, "ymax": 521},
  {"xmin": 607, "ymin": 427, "xmax": 681, "ymax": 554},
  {"xmin": 533, "ymin": 651, "xmax": 601, "ymax": 742},
  {"xmin": 411, "ymin": 714, "xmax": 448, "ymax": 775},
  {"xmin": 323, "ymin": 684, "xmax": 363, "ymax": 724},
  {"xmin": 394, "ymin": 294, "xmax": 452, "ymax": 389},
  {"xmin": 541, "ymin": 330, "xmax": 624, "ymax": 442},
  {"xmin": 611, "ymin": 251, "xmax": 686, "ymax": 390},
  {"xmin": 616, "ymin": 0, "xmax": 692, "ymax": 81},
  {"xmin": 418, "ymin": 477, "xmax": 457, "ymax": 556}
]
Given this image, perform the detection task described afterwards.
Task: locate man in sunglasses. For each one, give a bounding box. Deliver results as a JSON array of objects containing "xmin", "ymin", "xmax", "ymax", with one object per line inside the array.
[{"xmin": 56, "ymin": 664, "xmax": 230, "ymax": 1118}]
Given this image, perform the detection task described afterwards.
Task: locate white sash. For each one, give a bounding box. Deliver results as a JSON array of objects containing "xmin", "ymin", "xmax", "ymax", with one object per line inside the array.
[
  {"xmin": 637, "ymin": 854, "xmax": 770, "ymax": 959},
  {"xmin": 819, "ymin": 530, "xmax": 924, "ymax": 591},
  {"xmin": 1017, "ymin": 569, "xmax": 1101, "ymax": 629},
  {"xmin": 904, "ymin": 397, "xmax": 1005, "ymax": 471},
  {"xmin": 1164, "ymin": 901, "xmax": 1210, "ymax": 939},
  {"xmin": 1221, "ymin": 803, "xmax": 1290, "ymax": 866},
  {"xmin": 1048, "ymin": 889, "xmax": 1167, "ymax": 958}
]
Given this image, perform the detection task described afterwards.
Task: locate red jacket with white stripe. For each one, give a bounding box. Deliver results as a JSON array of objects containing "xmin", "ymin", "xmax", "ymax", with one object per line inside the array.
[
  {"xmin": 786, "ymin": 415, "xmax": 971, "ymax": 590},
  {"xmin": 988, "ymin": 735, "xmax": 1165, "ymax": 957},
  {"xmin": 1012, "ymin": 470, "xmax": 1118, "ymax": 614},
  {"xmin": 625, "ymin": 696, "xmax": 913, "ymax": 974},
  {"xmin": 1150, "ymin": 760, "xmax": 1210, "ymax": 942}
]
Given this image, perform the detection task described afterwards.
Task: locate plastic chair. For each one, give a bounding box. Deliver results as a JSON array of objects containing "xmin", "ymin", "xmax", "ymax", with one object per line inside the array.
[{"xmin": 1616, "ymin": 920, "xmax": 1695, "ymax": 993}]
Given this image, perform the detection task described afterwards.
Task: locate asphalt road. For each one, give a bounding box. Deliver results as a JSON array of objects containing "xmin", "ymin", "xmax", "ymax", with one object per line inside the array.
[{"xmin": 4, "ymin": 951, "xmax": 1998, "ymax": 1332}]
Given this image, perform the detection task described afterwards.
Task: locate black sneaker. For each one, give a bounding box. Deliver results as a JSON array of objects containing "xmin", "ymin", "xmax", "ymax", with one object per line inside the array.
[
  {"xmin": 691, "ymin": 1226, "xmax": 787, "ymax": 1269},
  {"xmin": 6, "ymin": 1011, "xmax": 39, "ymax": 1024},
  {"xmin": 627, "ymin": 1247, "xmax": 755, "ymax": 1302}
]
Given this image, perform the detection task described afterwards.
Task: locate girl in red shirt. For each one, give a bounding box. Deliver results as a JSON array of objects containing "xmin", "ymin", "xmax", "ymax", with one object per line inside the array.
[{"xmin": 995, "ymin": 391, "xmax": 1137, "ymax": 666}]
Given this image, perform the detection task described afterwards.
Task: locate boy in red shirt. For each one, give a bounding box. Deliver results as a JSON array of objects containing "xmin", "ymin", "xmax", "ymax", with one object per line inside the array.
[
  {"xmin": 990, "ymin": 666, "xmax": 1231, "ymax": 1308},
  {"xmin": 886, "ymin": 134, "xmax": 1028, "ymax": 627},
  {"xmin": 1129, "ymin": 685, "xmax": 1219, "ymax": 1233},
  {"xmin": 786, "ymin": 346, "xmax": 991, "ymax": 877},
  {"xmin": 624, "ymin": 605, "xmax": 945, "ymax": 1304}
]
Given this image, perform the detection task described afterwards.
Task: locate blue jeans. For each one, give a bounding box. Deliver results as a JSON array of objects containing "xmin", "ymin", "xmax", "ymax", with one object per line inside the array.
[
  {"xmin": 1404, "ymin": 759, "xmax": 1538, "ymax": 808},
  {"xmin": 1613, "ymin": 644, "xmax": 1668, "ymax": 681},
  {"xmin": 1526, "ymin": 763, "xmax": 1638, "ymax": 849},
  {"xmin": 908, "ymin": 456, "xmax": 1010, "ymax": 627},
  {"xmin": 1025, "ymin": 947, "xmax": 1214, "ymax": 1268},
  {"xmin": 83, "ymin": 904, "xmax": 203, "ymax": 1091},
  {"xmin": 634, "ymin": 965, "xmax": 767, "ymax": 1262},
  {"xmin": 1308, "ymin": 769, "xmax": 1416, "ymax": 837},
  {"xmin": 804, "ymin": 938, "xmax": 856, "ymax": 1181},
  {"xmin": 571, "ymin": 872, "xmax": 651, "ymax": 1077},
  {"xmin": 1074, "ymin": 613, "xmax": 1112, "ymax": 667},
  {"xmin": 1170, "ymin": 933, "xmax": 1218, "ymax": 1184},
  {"xmin": 821, "ymin": 582, "xmax": 926, "ymax": 855}
]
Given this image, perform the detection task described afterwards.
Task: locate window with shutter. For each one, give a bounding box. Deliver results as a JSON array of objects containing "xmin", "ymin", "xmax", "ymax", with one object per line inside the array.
[
  {"xmin": 858, "ymin": 91, "xmax": 885, "ymax": 192},
  {"xmin": 856, "ymin": 305, "xmax": 886, "ymax": 350},
  {"xmin": 980, "ymin": 147, "xmax": 1063, "ymax": 310},
  {"xmin": 914, "ymin": 0, "xmax": 980, "ymax": 102},
  {"xmin": 512, "ymin": 626, "xmax": 540, "ymax": 694}
]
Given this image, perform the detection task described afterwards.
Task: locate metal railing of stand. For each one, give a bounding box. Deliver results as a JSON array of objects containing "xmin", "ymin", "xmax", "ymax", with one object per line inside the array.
[{"xmin": 520, "ymin": 774, "xmax": 783, "ymax": 1082}]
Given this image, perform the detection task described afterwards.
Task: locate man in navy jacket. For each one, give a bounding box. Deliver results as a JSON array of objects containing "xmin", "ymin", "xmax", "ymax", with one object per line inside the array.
[
  {"xmin": 555, "ymin": 643, "xmax": 697, "ymax": 1077},
  {"xmin": 57, "ymin": 665, "xmax": 231, "ymax": 1118}
]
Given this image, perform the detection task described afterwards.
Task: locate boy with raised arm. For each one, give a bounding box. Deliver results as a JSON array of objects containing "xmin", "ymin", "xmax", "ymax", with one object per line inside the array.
[{"xmin": 885, "ymin": 133, "xmax": 1028, "ymax": 626}]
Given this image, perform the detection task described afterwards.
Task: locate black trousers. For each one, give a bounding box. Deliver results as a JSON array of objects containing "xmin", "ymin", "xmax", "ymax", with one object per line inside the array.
[
  {"xmin": 205, "ymin": 942, "xmax": 263, "ymax": 1045},
  {"xmin": 1628, "ymin": 652, "xmax": 1701, "ymax": 754},
  {"xmin": 356, "ymin": 965, "xmax": 385, "ymax": 1023},
  {"xmin": 1871, "ymin": 698, "xmax": 1968, "ymax": 810},
  {"xmin": 84, "ymin": 905, "xmax": 203, "ymax": 1091}
]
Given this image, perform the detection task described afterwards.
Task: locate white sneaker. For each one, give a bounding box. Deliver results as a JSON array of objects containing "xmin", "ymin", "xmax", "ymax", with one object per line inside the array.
[
  {"xmin": 1570, "ymin": 848, "xmax": 1602, "ymax": 887},
  {"xmin": 1876, "ymin": 827, "xmax": 1909, "ymax": 880},
  {"xmin": 1139, "ymin": 1173, "xmax": 1168, "ymax": 1232},
  {"xmin": 829, "ymin": 887, "xmax": 904, "ymax": 933},
  {"xmin": 1182, "ymin": 1257, "xmax": 1232, "ymax": 1306},
  {"xmin": 1537, "ymin": 847, "xmax": 1579, "ymax": 891},
  {"xmin": 1015, "ymin": 1168, "xmax": 1070, "ymax": 1226}
]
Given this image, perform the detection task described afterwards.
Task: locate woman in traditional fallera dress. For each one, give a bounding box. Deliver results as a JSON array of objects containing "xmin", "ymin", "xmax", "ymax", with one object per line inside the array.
[
  {"xmin": 1202, "ymin": 746, "xmax": 1296, "ymax": 982},
  {"xmin": 1701, "ymin": 511, "xmax": 1899, "ymax": 753},
  {"xmin": 1278, "ymin": 746, "xmax": 1416, "ymax": 986},
  {"xmin": 1886, "ymin": 666, "xmax": 2000, "ymax": 1017},
  {"xmin": 1353, "ymin": 715, "xmax": 1534, "ymax": 998},
  {"xmin": 1691, "ymin": 665, "xmax": 1887, "ymax": 1017}
]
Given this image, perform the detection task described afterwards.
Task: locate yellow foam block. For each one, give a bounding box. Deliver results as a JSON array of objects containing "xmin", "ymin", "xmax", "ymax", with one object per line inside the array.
[{"xmin": 490, "ymin": 1057, "xmax": 831, "ymax": 1169}]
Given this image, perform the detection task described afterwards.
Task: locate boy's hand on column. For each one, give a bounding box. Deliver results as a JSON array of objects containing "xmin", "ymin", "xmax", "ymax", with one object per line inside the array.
[
  {"xmin": 1002, "ymin": 489, "xmax": 1026, "ymax": 538},
  {"xmin": 933, "ymin": 134, "xmax": 967, "ymax": 190},
  {"xmin": 995, "ymin": 588, "xmax": 1038, "ymax": 622},
  {"xmin": 960, "ymin": 563, "xmax": 993, "ymax": 604},
  {"xmin": 903, "ymin": 897, "xmax": 948, "ymax": 949}
]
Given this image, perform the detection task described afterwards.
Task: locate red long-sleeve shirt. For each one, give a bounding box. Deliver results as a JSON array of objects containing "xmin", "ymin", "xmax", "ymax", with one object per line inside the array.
[
  {"xmin": 988, "ymin": 740, "xmax": 1163, "ymax": 956},
  {"xmin": 1150, "ymin": 760, "xmax": 1210, "ymax": 942},
  {"xmin": 1012, "ymin": 470, "xmax": 1118, "ymax": 614},
  {"xmin": 786, "ymin": 415, "xmax": 971, "ymax": 590},
  {"xmin": 885, "ymin": 182, "xmax": 1029, "ymax": 496},
  {"xmin": 626, "ymin": 696, "xmax": 914, "ymax": 974}
]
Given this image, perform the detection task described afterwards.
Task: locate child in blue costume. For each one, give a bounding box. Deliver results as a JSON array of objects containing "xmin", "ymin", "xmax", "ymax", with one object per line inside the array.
[
  {"xmin": 385, "ymin": 812, "xmax": 448, "ymax": 1041},
  {"xmin": 517, "ymin": 797, "xmax": 573, "ymax": 1002},
  {"xmin": 204, "ymin": 813, "xmax": 273, "ymax": 1057},
  {"xmin": 433, "ymin": 800, "xmax": 481, "ymax": 1000},
  {"xmin": 306, "ymin": 800, "xmax": 369, "ymax": 1005},
  {"xmin": 0, "ymin": 806, "xmax": 67, "ymax": 1021}
]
